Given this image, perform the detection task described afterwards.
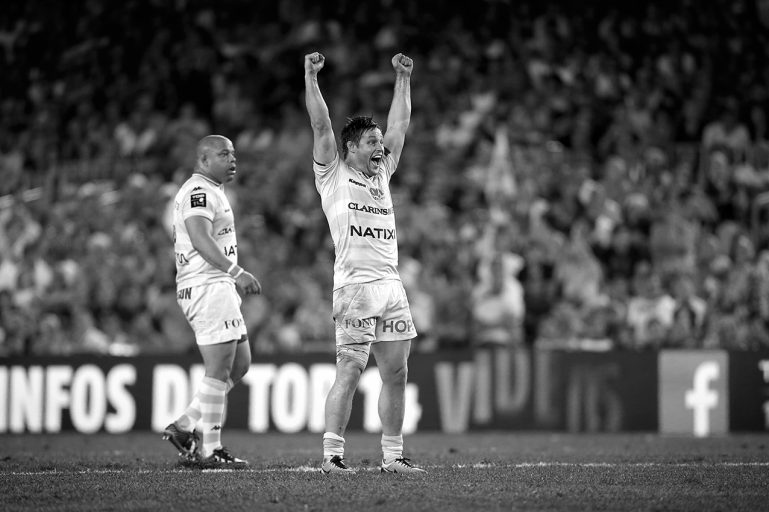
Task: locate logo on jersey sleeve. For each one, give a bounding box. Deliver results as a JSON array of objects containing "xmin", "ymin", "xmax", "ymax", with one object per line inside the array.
[{"xmin": 191, "ymin": 193, "xmax": 207, "ymax": 208}]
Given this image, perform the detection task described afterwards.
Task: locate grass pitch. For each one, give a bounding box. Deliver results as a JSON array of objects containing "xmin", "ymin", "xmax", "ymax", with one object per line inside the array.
[{"xmin": 1, "ymin": 431, "xmax": 768, "ymax": 511}]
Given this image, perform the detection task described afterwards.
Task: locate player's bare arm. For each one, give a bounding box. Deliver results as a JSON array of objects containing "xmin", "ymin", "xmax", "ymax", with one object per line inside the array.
[
  {"xmin": 185, "ymin": 216, "xmax": 262, "ymax": 295},
  {"xmin": 304, "ymin": 52, "xmax": 337, "ymax": 165},
  {"xmin": 384, "ymin": 53, "xmax": 413, "ymax": 167}
]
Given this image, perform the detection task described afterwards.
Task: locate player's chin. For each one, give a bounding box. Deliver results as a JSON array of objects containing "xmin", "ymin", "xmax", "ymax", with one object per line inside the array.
[{"xmin": 225, "ymin": 172, "xmax": 237, "ymax": 182}]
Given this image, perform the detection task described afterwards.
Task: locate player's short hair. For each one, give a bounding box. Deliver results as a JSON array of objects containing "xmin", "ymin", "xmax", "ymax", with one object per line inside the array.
[{"xmin": 341, "ymin": 116, "xmax": 378, "ymax": 159}]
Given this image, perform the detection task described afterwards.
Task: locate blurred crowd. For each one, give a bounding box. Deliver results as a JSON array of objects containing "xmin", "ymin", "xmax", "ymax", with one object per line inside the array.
[{"xmin": 3, "ymin": 0, "xmax": 769, "ymax": 356}]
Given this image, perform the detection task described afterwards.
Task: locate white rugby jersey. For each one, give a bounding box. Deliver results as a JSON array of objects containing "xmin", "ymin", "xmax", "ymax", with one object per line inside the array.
[
  {"xmin": 172, "ymin": 173, "xmax": 238, "ymax": 288},
  {"xmin": 314, "ymin": 152, "xmax": 401, "ymax": 290}
]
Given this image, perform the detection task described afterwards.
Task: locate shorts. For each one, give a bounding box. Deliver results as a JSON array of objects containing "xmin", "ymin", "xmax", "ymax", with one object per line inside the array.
[
  {"xmin": 333, "ymin": 280, "xmax": 417, "ymax": 346},
  {"xmin": 176, "ymin": 281, "xmax": 247, "ymax": 345}
]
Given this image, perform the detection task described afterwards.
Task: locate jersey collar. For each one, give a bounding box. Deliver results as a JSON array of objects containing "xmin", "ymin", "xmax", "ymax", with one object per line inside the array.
[{"xmin": 192, "ymin": 172, "xmax": 223, "ymax": 188}]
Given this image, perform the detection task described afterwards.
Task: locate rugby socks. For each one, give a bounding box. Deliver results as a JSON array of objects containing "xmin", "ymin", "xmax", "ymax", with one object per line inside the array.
[
  {"xmin": 176, "ymin": 377, "xmax": 235, "ymax": 432},
  {"xmin": 381, "ymin": 434, "xmax": 403, "ymax": 464},
  {"xmin": 222, "ymin": 377, "xmax": 234, "ymax": 427},
  {"xmin": 323, "ymin": 432, "xmax": 346, "ymax": 460},
  {"xmin": 199, "ymin": 376, "xmax": 228, "ymax": 457}
]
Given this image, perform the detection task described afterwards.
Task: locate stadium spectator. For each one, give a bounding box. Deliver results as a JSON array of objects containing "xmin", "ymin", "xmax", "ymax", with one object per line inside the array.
[
  {"xmin": 701, "ymin": 98, "xmax": 752, "ymax": 163},
  {"xmin": 666, "ymin": 273, "xmax": 707, "ymax": 348},
  {"xmin": 554, "ymin": 220, "xmax": 606, "ymax": 308},
  {"xmin": 624, "ymin": 263, "xmax": 676, "ymax": 350},
  {"xmin": 471, "ymin": 251, "xmax": 525, "ymax": 347},
  {"xmin": 648, "ymin": 199, "xmax": 699, "ymax": 278}
]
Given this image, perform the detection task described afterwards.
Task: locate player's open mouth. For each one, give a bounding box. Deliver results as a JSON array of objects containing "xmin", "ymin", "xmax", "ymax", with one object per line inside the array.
[{"xmin": 370, "ymin": 155, "xmax": 382, "ymax": 166}]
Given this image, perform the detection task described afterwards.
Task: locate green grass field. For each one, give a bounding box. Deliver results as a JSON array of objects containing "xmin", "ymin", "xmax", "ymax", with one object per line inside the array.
[{"xmin": 2, "ymin": 431, "xmax": 768, "ymax": 511}]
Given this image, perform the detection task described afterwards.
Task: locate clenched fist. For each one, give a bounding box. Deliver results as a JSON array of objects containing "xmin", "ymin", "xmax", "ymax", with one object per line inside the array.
[
  {"xmin": 392, "ymin": 53, "xmax": 413, "ymax": 76},
  {"xmin": 305, "ymin": 52, "xmax": 325, "ymax": 75}
]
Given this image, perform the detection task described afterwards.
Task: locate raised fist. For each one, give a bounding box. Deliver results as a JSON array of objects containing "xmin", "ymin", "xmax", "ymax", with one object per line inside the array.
[
  {"xmin": 391, "ymin": 53, "xmax": 413, "ymax": 76},
  {"xmin": 305, "ymin": 52, "xmax": 325, "ymax": 74}
]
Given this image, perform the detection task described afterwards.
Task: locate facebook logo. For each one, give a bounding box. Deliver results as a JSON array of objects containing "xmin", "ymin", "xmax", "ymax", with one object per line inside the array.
[
  {"xmin": 659, "ymin": 351, "xmax": 728, "ymax": 437},
  {"xmin": 684, "ymin": 362, "xmax": 720, "ymax": 437}
]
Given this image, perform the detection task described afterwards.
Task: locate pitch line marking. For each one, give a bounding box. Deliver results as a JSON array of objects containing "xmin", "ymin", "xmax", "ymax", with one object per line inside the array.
[{"xmin": 5, "ymin": 461, "xmax": 769, "ymax": 476}]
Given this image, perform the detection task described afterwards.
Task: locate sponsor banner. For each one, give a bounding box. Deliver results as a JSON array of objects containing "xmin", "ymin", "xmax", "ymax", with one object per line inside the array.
[
  {"xmin": 658, "ymin": 351, "xmax": 729, "ymax": 437},
  {"xmin": 548, "ymin": 350, "xmax": 658, "ymax": 432},
  {"xmin": 729, "ymin": 351, "xmax": 769, "ymax": 431},
  {"xmin": 422, "ymin": 348, "xmax": 657, "ymax": 432},
  {"xmin": 1, "ymin": 349, "xmax": 758, "ymax": 434},
  {"xmin": 0, "ymin": 357, "xmax": 142, "ymax": 434},
  {"xmin": 0, "ymin": 354, "xmax": 338, "ymax": 434}
]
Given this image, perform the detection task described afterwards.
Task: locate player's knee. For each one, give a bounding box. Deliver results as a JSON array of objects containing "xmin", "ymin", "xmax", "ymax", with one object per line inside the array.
[
  {"xmin": 381, "ymin": 363, "xmax": 408, "ymax": 386},
  {"xmin": 336, "ymin": 344, "xmax": 369, "ymax": 373}
]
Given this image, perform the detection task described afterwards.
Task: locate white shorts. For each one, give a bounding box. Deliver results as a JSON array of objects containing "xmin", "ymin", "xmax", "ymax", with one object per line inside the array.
[
  {"xmin": 333, "ymin": 280, "xmax": 417, "ymax": 346},
  {"xmin": 176, "ymin": 281, "xmax": 247, "ymax": 345}
]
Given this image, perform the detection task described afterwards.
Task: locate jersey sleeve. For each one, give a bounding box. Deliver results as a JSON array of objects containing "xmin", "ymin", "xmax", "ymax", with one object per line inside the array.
[
  {"xmin": 180, "ymin": 185, "xmax": 217, "ymax": 222},
  {"xmin": 382, "ymin": 152, "xmax": 397, "ymax": 182},
  {"xmin": 313, "ymin": 152, "xmax": 341, "ymax": 194}
]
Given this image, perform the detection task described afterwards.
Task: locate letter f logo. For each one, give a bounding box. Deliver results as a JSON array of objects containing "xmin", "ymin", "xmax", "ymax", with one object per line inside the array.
[{"xmin": 684, "ymin": 362, "xmax": 719, "ymax": 437}]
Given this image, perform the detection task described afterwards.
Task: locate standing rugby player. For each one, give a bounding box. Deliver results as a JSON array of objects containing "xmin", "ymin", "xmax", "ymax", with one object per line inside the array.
[
  {"xmin": 163, "ymin": 135, "xmax": 261, "ymax": 467},
  {"xmin": 304, "ymin": 51, "xmax": 425, "ymax": 474}
]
